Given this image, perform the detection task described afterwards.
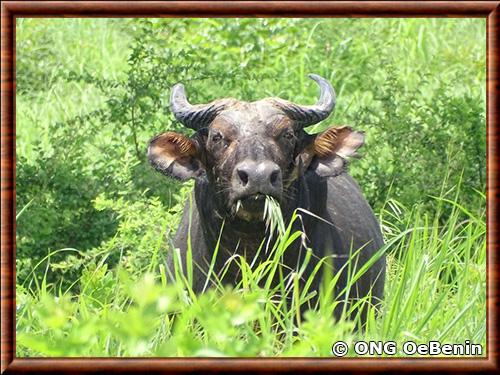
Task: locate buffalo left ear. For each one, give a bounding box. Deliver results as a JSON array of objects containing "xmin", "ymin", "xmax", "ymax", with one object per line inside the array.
[
  {"xmin": 297, "ymin": 126, "xmax": 365, "ymax": 178},
  {"xmin": 147, "ymin": 132, "xmax": 205, "ymax": 181}
]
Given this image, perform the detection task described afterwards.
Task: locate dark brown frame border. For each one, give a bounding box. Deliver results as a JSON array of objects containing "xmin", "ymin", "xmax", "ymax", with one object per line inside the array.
[{"xmin": 1, "ymin": 1, "xmax": 498, "ymax": 373}]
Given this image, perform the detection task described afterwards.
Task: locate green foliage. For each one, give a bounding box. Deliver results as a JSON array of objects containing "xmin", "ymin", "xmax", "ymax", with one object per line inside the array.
[
  {"xmin": 16, "ymin": 192, "xmax": 485, "ymax": 357},
  {"xmin": 16, "ymin": 18, "xmax": 486, "ymax": 357},
  {"xmin": 16, "ymin": 269, "xmax": 353, "ymax": 357}
]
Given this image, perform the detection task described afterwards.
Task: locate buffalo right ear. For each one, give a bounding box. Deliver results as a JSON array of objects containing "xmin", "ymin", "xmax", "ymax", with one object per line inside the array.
[{"xmin": 147, "ymin": 132, "xmax": 205, "ymax": 181}]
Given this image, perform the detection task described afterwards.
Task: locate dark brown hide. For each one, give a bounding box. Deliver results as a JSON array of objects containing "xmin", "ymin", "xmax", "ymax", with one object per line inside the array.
[{"xmin": 148, "ymin": 74, "xmax": 385, "ymax": 323}]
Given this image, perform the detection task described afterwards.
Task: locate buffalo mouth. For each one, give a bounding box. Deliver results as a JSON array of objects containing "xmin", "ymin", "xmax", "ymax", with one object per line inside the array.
[{"xmin": 232, "ymin": 193, "xmax": 276, "ymax": 221}]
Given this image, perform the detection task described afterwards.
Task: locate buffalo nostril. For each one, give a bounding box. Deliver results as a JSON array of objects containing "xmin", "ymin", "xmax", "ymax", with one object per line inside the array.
[
  {"xmin": 270, "ymin": 170, "xmax": 280, "ymax": 186},
  {"xmin": 237, "ymin": 169, "xmax": 249, "ymax": 186}
]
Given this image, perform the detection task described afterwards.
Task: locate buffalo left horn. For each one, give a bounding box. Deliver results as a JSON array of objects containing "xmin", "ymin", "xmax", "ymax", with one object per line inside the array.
[{"xmin": 271, "ymin": 73, "xmax": 336, "ymax": 128}]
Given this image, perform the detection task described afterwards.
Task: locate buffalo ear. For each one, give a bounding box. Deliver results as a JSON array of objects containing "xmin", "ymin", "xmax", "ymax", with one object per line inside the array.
[
  {"xmin": 147, "ymin": 132, "xmax": 205, "ymax": 181},
  {"xmin": 297, "ymin": 126, "xmax": 365, "ymax": 178}
]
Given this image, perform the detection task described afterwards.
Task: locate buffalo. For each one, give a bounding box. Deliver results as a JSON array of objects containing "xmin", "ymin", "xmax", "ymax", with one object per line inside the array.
[{"xmin": 148, "ymin": 74, "xmax": 385, "ymax": 322}]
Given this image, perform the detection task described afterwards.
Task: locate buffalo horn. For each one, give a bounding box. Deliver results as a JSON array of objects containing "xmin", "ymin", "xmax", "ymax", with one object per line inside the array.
[
  {"xmin": 170, "ymin": 83, "xmax": 229, "ymax": 131},
  {"xmin": 272, "ymin": 73, "xmax": 336, "ymax": 128}
]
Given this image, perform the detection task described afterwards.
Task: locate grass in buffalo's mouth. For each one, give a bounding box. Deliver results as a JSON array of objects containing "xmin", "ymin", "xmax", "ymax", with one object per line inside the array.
[{"xmin": 263, "ymin": 195, "xmax": 286, "ymax": 237}]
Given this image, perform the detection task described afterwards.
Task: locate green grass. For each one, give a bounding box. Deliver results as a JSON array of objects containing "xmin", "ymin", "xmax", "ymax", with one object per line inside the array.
[
  {"xmin": 16, "ymin": 18, "xmax": 130, "ymax": 160},
  {"xmin": 15, "ymin": 18, "xmax": 486, "ymax": 357},
  {"xmin": 16, "ymin": 190, "xmax": 486, "ymax": 357}
]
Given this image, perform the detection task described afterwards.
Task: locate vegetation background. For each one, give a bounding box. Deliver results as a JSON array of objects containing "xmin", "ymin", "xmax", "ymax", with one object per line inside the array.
[{"xmin": 16, "ymin": 18, "xmax": 486, "ymax": 357}]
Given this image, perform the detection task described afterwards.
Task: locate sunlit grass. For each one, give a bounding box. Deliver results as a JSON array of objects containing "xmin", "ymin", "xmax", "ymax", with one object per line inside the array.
[
  {"xmin": 16, "ymin": 188, "xmax": 486, "ymax": 357},
  {"xmin": 16, "ymin": 18, "xmax": 131, "ymax": 160}
]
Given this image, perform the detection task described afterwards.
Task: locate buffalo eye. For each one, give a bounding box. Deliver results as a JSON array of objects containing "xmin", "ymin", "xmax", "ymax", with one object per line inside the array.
[
  {"xmin": 282, "ymin": 130, "xmax": 295, "ymax": 141},
  {"xmin": 211, "ymin": 133, "xmax": 223, "ymax": 143}
]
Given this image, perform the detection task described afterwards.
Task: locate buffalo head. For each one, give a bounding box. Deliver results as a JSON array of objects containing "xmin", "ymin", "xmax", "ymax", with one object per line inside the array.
[{"xmin": 148, "ymin": 74, "xmax": 364, "ymax": 221}]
